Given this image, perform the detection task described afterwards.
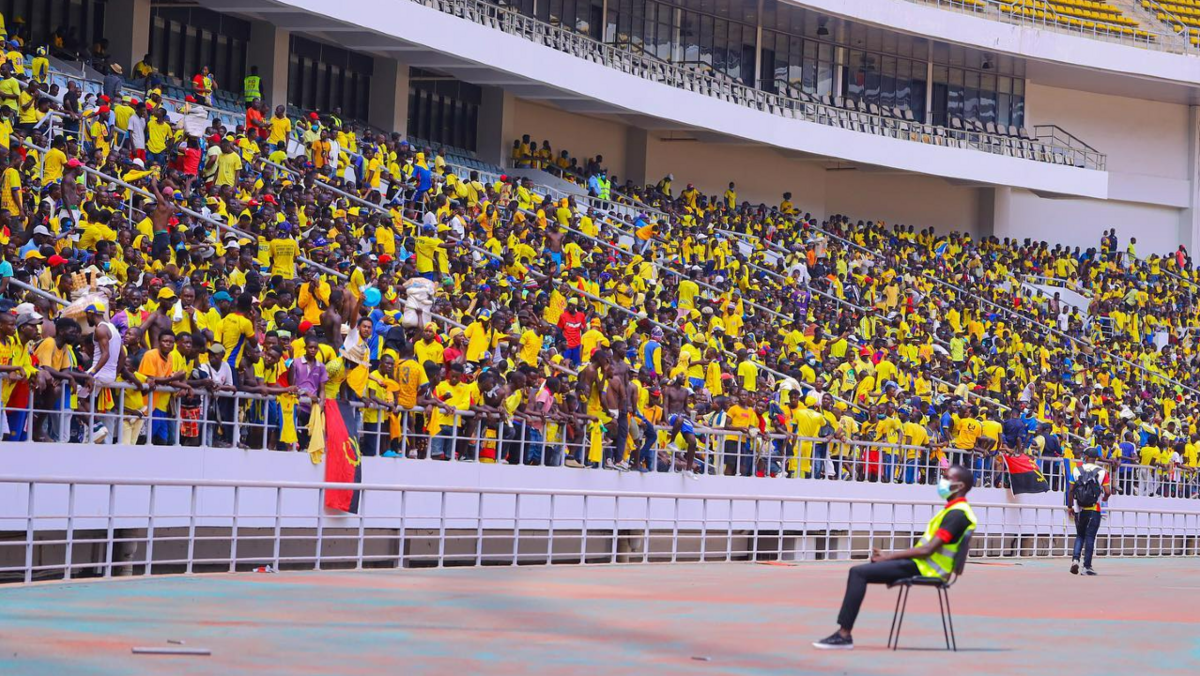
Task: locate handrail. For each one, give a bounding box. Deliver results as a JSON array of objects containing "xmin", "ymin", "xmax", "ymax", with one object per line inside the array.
[
  {"xmin": 2, "ymin": 461, "xmax": 1194, "ymax": 506},
  {"xmin": 5, "ymin": 278, "xmax": 70, "ymax": 307},
  {"xmin": 1143, "ymin": 0, "xmax": 1193, "ymax": 46}
]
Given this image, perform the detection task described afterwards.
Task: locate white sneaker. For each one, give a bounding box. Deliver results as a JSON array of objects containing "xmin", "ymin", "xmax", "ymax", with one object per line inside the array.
[{"xmin": 683, "ymin": 470, "xmax": 699, "ymax": 481}]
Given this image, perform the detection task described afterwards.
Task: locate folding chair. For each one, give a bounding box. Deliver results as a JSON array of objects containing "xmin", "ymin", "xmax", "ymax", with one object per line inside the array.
[{"xmin": 886, "ymin": 531, "xmax": 973, "ymax": 651}]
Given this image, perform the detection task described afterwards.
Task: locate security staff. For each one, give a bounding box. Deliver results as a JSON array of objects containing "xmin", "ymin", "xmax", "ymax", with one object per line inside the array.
[
  {"xmin": 243, "ymin": 65, "xmax": 261, "ymax": 104},
  {"xmin": 813, "ymin": 464, "xmax": 977, "ymax": 650}
]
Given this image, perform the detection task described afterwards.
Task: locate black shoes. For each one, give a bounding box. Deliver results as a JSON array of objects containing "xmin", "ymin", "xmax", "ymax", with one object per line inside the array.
[
  {"xmin": 1070, "ymin": 560, "xmax": 1079, "ymax": 575},
  {"xmin": 812, "ymin": 632, "xmax": 854, "ymax": 650}
]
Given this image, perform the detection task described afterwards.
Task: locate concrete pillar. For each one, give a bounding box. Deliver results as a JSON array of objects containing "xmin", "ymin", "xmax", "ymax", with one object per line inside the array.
[
  {"xmin": 103, "ymin": 0, "xmax": 151, "ymax": 73},
  {"xmin": 624, "ymin": 127, "xmax": 650, "ymax": 187},
  {"xmin": 368, "ymin": 57, "xmax": 409, "ymax": 136},
  {"xmin": 1182, "ymin": 105, "xmax": 1200, "ymax": 253},
  {"xmin": 975, "ymin": 187, "xmax": 997, "ymax": 240},
  {"xmin": 247, "ymin": 20, "xmax": 290, "ymax": 108},
  {"xmin": 477, "ymin": 86, "xmax": 515, "ymax": 167}
]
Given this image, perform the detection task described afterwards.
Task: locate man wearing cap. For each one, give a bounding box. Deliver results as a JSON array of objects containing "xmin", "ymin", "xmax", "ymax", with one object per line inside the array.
[
  {"xmin": 464, "ymin": 309, "xmax": 506, "ymax": 365},
  {"xmin": 192, "ymin": 340, "xmax": 235, "ymax": 447},
  {"xmin": 134, "ymin": 286, "xmax": 176, "ymax": 349}
]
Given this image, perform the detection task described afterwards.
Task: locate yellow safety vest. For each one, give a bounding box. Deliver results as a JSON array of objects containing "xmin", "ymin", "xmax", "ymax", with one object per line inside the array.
[
  {"xmin": 243, "ymin": 75, "xmax": 261, "ymax": 102},
  {"xmin": 914, "ymin": 500, "xmax": 977, "ymax": 579}
]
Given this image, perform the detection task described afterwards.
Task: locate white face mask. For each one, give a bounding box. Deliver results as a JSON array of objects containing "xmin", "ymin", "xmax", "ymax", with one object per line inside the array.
[{"xmin": 937, "ymin": 477, "xmax": 958, "ymax": 500}]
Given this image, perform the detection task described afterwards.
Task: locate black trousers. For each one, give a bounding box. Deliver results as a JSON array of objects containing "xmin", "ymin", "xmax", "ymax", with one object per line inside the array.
[
  {"xmin": 837, "ymin": 559, "xmax": 920, "ymax": 630},
  {"xmin": 1072, "ymin": 510, "xmax": 1101, "ymax": 568}
]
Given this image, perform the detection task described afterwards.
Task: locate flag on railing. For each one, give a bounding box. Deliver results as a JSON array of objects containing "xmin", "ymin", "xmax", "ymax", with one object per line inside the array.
[
  {"xmin": 1062, "ymin": 457, "xmax": 1078, "ymax": 507},
  {"xmin": 1001, "ymin": 453, "xmax": 1050, "ymax": 494},
  {"xmin": 323, "ymin": 399, "xmax": 362, "ymax": 513}
]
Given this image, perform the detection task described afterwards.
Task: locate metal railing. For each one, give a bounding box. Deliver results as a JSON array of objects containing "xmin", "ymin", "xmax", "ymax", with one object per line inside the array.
[
  {"xmin": 3, "ymin": 382, "xmax": 1197, "ymax": 499},
  {"xmin": 908, "ymin": 0, "xmax": 1195, "ymax": 53},
  {"xmin": 1, "ymin": 475, "xmax": 1197, "ymax": 583},
  {"xmin": 413, "ymin": 0, "xmax": 1106, "ymax": 170}
]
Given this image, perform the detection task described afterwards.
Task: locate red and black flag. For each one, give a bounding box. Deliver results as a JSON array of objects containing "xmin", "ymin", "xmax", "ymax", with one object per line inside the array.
[
  {"xmin": 323, "ymin": 399, "xmax": 363, "ymax": 513},
  {"xmin": 1001, "ymin": 453, "xmax": 1050, "ymax": 495}
]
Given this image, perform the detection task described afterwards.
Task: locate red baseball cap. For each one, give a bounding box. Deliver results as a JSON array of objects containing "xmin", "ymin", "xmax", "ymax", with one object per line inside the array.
[{"xmin": 309, "ymin": 112, "xmax": 319, "ymax": 120}]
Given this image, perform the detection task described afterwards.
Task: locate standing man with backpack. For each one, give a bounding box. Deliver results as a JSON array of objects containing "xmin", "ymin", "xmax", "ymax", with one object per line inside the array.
[{"xmin": 1069, "ymin": 447, "xmax": 1112, "ymax": 576}]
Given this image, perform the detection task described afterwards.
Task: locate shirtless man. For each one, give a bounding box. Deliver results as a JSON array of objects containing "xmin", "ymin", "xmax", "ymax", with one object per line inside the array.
[
  {"xmin": 148, "ymin": 179, "xmax": 178, "ymax": 259},
  {"xmin": 604, "ymin": 344, "xmax": 631, "ymax": 469},
  {"xmin": 664, "ymin": 374, "xmax": 699, "ymax": 479},
  {"xmin": 134, "ymin": 289, "xmax": 174, "ymax": 349},
  {"xmin": 576, "ymin": 347, "xmax": 611, "ymax": 468},
  {"xmin": 544, "ymin": 227, "xmax": 566, "ymax": 273}
]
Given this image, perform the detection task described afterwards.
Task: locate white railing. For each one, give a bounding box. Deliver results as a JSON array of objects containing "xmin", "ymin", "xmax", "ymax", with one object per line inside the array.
[
  {"xmin": 1, "ymin": 476, "xmax": 1197, "ymax": 583},
  {"xmin": 413, "ymin": 0, "xmax": 1106, "ymax": 170},
  {"xmin": 3, "ymin": 383, "xmax": 1197, "ymax": 499}
]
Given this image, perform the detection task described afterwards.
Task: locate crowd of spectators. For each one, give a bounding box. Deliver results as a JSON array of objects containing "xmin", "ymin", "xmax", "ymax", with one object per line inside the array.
[{"xmin": 0, "ymin": 29, "xmax": 1196, "ymax": 500}]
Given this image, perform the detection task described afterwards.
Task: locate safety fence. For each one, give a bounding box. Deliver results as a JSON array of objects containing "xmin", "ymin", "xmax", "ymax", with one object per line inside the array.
[
  {"xmin": 3, "ymin": 384, "xmax": 1197, "ymax": 499},
  {"xmin": 0, "ymin": 477, "xmax": 1197, "ymax": 584}
]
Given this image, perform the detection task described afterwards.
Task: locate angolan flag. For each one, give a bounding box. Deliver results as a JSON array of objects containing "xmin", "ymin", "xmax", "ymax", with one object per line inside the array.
[
  {"xmin": 1001, "ymin": 453, "xmax": 1050, "ymax": 495},
  {"xmin": 323, "ymin": 399, "xmax": 363, "ymax": 513}
]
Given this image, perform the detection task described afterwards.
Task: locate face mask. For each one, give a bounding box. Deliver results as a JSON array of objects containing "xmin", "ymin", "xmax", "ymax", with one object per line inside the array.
[{"xmin": 936, "ymin": 478, "xmax": 956, "ymax": 500}]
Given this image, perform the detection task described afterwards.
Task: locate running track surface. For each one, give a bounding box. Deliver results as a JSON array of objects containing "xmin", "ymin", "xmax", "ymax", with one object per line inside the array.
[{"xmin": 1, "ymin": 558, "xmax": 1197, "ymax": 676}]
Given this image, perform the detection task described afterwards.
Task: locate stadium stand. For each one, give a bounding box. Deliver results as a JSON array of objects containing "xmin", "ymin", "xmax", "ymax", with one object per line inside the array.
[{"xmin": 0, "ymin": 2, "xmax": 1196, "ymax": 508}]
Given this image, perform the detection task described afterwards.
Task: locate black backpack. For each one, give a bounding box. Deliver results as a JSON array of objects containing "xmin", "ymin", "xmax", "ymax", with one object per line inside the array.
[{"xmin": 1072, "ymin": 467, "xmax": 1103, "ymax": 508}]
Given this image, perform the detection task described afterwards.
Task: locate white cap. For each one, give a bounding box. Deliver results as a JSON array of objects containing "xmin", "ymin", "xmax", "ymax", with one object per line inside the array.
[
  {"xmin": 131, "ymin": 158, "xmax": 145, "ymax": 168},
  {"xmin": 32, "ymin": 225, "xmax": 51, "ymax": 237},
  {"xmin": 14, "ymin": 302, "xmax": 37, "ymax": 315}
]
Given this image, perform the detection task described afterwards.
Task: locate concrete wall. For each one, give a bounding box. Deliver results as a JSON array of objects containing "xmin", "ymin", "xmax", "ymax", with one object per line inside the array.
[
  {"xmin": 1024, "ymin": 83, "xmax": 1190, "ymax": 180},
  {"xmin": 996, "ymin": 188, "xmax": 1183, "ymax": 252},
  {"xmin": 825, "ymin": 171, "xmax": 984, "ymax": 235}
]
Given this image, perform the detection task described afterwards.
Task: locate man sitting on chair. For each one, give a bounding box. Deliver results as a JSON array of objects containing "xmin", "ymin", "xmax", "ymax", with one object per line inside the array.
[{"xmin": 813, "ymin": 464, "xmax": 977, "ymax": 650}]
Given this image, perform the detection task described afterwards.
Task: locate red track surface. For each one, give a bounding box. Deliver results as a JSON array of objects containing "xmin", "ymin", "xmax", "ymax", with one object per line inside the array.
[{"xmin": 1, "ymin": 558, "xmax": 1197, "ymax": 675}]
